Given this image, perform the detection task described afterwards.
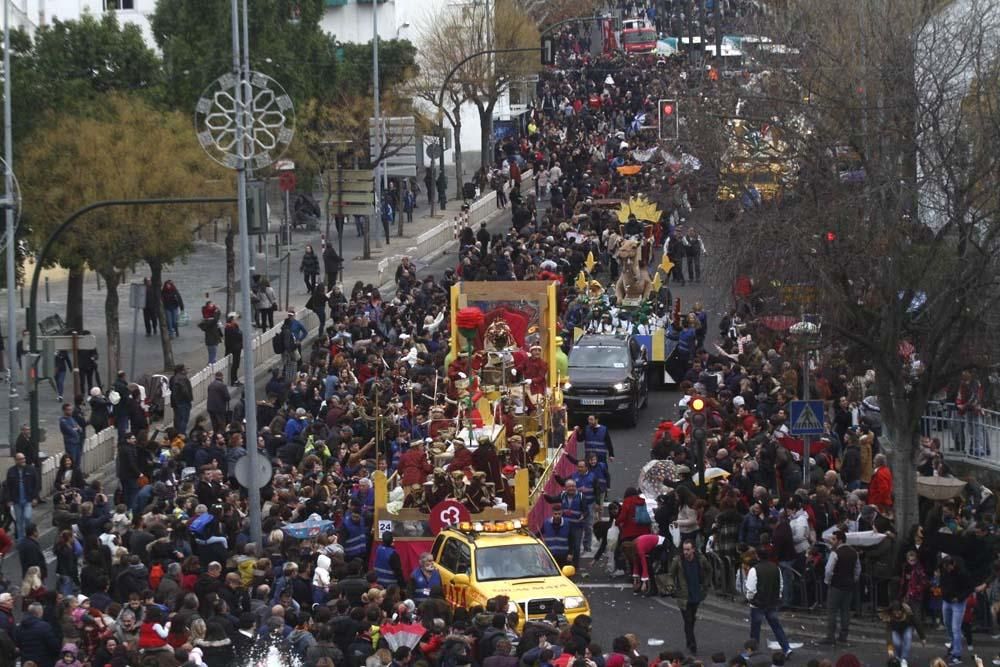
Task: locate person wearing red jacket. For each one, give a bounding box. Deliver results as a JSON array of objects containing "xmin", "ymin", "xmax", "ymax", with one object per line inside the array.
[
  {"xmin": 617, "ymin": 489, "xmax": 652, "ymax": 542},
  {"xmin": 399, "ymin": 441, "xmax": 433, "ymax": 487},
  {"xmin": 617, "ymin": 488, "xmax": 652, "ymax": 578},
  {"xmin": 868, "ymin": 453, "xmax": 893, "ymax": 511}
]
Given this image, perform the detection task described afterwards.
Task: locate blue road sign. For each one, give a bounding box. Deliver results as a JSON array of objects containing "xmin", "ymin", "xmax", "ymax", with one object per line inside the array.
[{"xmin": 789, "ymin": 400, "xmax": 825, "ymax": 436}]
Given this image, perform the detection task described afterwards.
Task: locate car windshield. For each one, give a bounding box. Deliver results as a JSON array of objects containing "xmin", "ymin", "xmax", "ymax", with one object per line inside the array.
[
  {"xmin": 623, "ymin": 29, "xmax": 656, "ymax": 44},
  {"xmin": 570, "ymin": 345, "xmax": 629, "ymax": 369},
  {"xmin": 475, "ymin": 544, "xmax": 561, "ymax": 581}
]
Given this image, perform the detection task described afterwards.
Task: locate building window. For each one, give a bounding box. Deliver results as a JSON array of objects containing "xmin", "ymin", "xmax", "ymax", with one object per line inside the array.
[
  {"xmin": 324, "ymin": 0, "xmax": 348, "ymax": 5},
  {"xmin": 105, "ymin": 0, "xmax": 135, "ymax": 9}
]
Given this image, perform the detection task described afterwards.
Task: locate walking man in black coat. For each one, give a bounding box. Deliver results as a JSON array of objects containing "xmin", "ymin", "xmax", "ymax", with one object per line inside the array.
[
  {"xmin": 16, "ymin": 523, "xmax": 46, "ymax": 580},
  {"xmin": 744, "ymin": 547, "xmax": 793, "ymax": 658}
]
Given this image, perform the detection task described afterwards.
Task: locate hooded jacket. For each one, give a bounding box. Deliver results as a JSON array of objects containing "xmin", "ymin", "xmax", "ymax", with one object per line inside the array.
[{"xmin": 313, "ymin": 554, "xmax": 332, "ymax": 593}]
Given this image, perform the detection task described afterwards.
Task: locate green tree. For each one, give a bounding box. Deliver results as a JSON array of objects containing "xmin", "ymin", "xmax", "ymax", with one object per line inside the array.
[
  {"xmin": 9, "ymin": 13, "xmax": 162, "ymax": 144},
  {"xmin": 19, "ymin": 95, "xmax": 229, "ymax": 376},
  {"xmin": 3, "ymin": 14, "xmax": 163, "ymax": 317},
  {"xmin": 151, "ymin": 0, "xmax": 338, "ymax": 111}
]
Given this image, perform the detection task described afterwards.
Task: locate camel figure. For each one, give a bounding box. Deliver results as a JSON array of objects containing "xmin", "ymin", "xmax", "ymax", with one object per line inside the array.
[{"xmin": 615, "ymin": 238, "xmax": 653, "ymax": 303}]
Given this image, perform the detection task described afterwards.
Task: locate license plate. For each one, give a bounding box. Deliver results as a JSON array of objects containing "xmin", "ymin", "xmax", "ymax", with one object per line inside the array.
[{"xmin": 581, "ymin": 398, "xmax": 604, "ymax": 406}]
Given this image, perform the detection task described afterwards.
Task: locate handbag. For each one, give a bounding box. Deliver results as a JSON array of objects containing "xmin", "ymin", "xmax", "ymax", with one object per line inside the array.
[
  {"xmin": 669, "ymin": 523, "xmax": 682, "ymax": 547},
  {"xmin": 634, "ymin": 503, "xmax": 652, "ymax": 526},
  {"xmin": 178, "ymin": 311, "xmax": 191, "ymax": 327}
]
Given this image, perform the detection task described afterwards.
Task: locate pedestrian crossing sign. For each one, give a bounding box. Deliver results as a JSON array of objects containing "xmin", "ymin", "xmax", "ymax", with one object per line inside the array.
[{"xmin": 789, "ymin": 400, "xmax": 825, "ymax": 435}]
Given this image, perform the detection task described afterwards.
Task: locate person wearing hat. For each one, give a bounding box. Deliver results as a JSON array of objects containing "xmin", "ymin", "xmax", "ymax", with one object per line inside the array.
[
  {"xmin": 447, "ymin": 438, "xmax": 474, "ymax": 474},
  {"xmin": 399, "ymin": 439, "xmax": 432, "ymax": 488},
  {"xmin": 744, "ymin": 547, "xmax": 793, "ymax": 659},
  {"xmin": 521, "ymin": 344, "xmax": 548, "ymax": 395}
]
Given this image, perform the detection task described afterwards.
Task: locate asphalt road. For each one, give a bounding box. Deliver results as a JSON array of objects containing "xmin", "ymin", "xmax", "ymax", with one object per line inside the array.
[{"xmin": 571, "ymin": 213, "xmax": 1000, "ymax": 665}]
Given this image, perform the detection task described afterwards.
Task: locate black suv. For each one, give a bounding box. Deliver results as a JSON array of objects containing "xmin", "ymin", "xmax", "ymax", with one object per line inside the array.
[{"xmin": 562, "ymin": 334, "xmax": 649, "ymax": 426}]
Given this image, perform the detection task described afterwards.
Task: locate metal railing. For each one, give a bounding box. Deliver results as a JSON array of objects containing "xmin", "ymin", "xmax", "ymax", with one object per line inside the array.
[
  {"xmin": 39, "ymin": 307, "xmax": 320, "ymax": 495},
  {"xmin": 920, "ymin": 400, "xmax": 1000, "ymax": 469}
]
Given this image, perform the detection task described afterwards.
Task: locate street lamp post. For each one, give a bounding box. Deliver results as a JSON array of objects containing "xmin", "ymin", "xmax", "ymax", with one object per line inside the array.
[
  {"xmin": 194, "ymin": 0, "xmax": 294, "ymax": 545},
  {"xmin": 4, "ymin": 0, "xmax": 18, "ymax": 454}
]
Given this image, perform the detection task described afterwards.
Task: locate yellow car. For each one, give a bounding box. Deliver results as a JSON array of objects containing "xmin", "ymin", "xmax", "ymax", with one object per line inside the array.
[{"xmin": 430, "ymin": 520, "xmax": 590, "ymax": 627}]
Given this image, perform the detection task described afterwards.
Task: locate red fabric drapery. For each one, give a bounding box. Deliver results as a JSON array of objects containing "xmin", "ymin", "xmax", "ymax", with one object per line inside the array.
[
  {"xmin": 369, "ymin": 539, "xmax": 435, "ymax": 582},
  {"xmin": 527, "ymin": 432, "xmax": 578, "ymax": 533}
]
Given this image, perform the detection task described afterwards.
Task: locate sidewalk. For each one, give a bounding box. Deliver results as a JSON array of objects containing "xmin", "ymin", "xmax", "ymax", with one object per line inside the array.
[{"xmin": 0, "ymin": 176, "xmax": 485, "ymax": 453}]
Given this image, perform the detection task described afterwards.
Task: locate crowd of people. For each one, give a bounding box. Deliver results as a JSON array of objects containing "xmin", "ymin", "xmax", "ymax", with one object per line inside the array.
[{"xmin": 0, "ymin": 6, "xmax": 996, "ymax": 667}]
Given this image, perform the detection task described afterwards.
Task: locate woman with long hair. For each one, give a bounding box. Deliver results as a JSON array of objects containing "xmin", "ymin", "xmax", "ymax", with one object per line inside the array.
[
  {"xmin": 52, "ymin": 454, "xmax": 86, "ymax": 494},
  {"xmin": 19, "ymin": 565, "xmax": 46, "ymax": 611}
]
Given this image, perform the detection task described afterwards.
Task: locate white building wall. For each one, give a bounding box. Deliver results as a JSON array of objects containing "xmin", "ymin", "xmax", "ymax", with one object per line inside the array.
[
  {"xmin": 21, "ymin": 0, "xmax": 504, "ymax": 176},
  {"xmin": 322, "ymin": 0, "xmax": 501, "ymax": 175}
]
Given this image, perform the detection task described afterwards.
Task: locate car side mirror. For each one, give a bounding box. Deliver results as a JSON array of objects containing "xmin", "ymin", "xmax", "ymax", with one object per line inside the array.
[
  {"xmin": 561, "ymin": 565, "xmax": 576, "ymax": 578},
  {"xmin": 452, "ymin": 574, "xmax": 471, "ymax": 586}
]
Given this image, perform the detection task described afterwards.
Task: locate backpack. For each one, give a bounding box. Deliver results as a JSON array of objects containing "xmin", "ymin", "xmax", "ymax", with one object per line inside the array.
[
  {"xmin": 272, "ymin": 331, "xmax": 286, "ymax": 354},
  {"xmin": 190, "ymin": 513, "xmax": 214, "ymax": 539},
  {"xmin": 635, "ymin": 503, "xmax": 652, "ymax": 525}
]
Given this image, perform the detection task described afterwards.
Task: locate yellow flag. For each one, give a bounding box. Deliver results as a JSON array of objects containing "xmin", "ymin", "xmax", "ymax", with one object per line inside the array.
[
  {"xmin": 573, "ymin": 327, "xmax": 585, "ymax": 342},
  {"xmin": 575, "ymin": 271, "xmax": 588, "ymax": 292},
  {"xmin": 584, "ymin": 251, "xmax": 597, "ymax": 274},
  {"xmin": 659, "ymin": 255, "xmax": 675, "ymax": 275},
  {"xmin": 478, "ymin": 396, "xmax": 494, "ymax": 426},
  {"xmin": 651, "ymin": 271, "xmax": 662, "ymax": 292}
]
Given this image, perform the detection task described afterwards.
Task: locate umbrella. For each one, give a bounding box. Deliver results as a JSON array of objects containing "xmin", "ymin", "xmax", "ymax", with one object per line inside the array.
[
  {"xmin": 281, "ymin": 514, "xmax": 336, "ymax": 540},
  {"xmin": 381, "ymin": 622, "xmax": 427, "ymax": 650},
  {"xmin": 638, "ymin": 459, "xmax": 678, "ymax": 497},
  {"xmin": 692, "ymin": 467, "xmax": 731, "ymax": 486},
  {"xmin": 916, "ymin": 475, "xmax": 967, "ymax": 501}
]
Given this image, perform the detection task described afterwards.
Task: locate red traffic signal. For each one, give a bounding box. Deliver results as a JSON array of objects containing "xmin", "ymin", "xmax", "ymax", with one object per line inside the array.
[
  {"xmin": 824, "ymin": 231, "xmax": 837, "ymax": 243},
  {"xmin": 662, "ymin": 102, "xmax": 674, "ymax": 116}
]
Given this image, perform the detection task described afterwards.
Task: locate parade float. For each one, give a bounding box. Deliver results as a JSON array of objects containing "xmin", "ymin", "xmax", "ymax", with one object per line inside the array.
[
  {"xmin": 566, "ymin": 194, "xmax": 688, "ymax": 386},
  {"xmin": 370, "ymin": 280, "xmax": 576, "ymax": 573}
]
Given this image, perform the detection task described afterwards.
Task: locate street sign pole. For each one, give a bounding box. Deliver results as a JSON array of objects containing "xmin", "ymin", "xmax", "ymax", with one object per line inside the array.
[{"xmin": 802, "ymin": 349, "xmax": 810, "ymax": 485}]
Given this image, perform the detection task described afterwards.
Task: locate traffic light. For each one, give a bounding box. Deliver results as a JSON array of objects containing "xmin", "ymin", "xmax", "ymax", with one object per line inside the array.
[
  {"xmin": 689, "ymin": 396, "xmax": 707, "ymax": 442},
  {"xmin": 823, "ymin": 230, "xmax": 837, "ymax": 254},
  {"xmin": 658, "ymin": 98, "xmax": 678, "ymax": 141},
  {"xmin": 689, "ymin": 396, "xmax": 708, "ymax": 492}
]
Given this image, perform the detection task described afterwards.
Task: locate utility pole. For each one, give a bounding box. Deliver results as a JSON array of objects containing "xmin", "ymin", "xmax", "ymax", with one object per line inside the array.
[
  {"xmin": 371, "ymin": 2, "xmax": 382, "ymax": 252},
  {"xmin": 4, "ymin": 0, "xmax": 19, "ymax": 454},
  {"xmin": 229, "ymin": 0, "xmax": 262, "ymax": 546}
]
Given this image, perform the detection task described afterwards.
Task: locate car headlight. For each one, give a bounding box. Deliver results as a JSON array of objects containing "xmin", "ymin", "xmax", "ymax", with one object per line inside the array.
[
  {"xmin": 612, "ymin": 381, "xmax": 631, "ymax": 393},
  {"xmin": 563, "ymin": 596, "xmax": 586, "ymax": 610},
  {"xmin": 562, "ymin": 381, "xmax": 572, "ymax": 391}
]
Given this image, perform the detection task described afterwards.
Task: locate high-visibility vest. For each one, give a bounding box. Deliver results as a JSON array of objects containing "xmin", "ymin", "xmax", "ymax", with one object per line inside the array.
[
  {"xmin": 342, "ymin": 515, "xmax": 368, "ymax": 558},
  {"xmin": 542, "ymin": 519, "xmax": 571, "ymax": 556},
  {"xmin": 584, "ymin": 424, "xmax": 608, "ymax": 459},
  {"xmin": 374, "ymin": 545, "xmax": 397, "ymax": 587}
]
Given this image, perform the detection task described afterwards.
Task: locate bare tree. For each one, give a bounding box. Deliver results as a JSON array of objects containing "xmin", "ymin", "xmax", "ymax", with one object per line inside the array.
[{"xmin": 724, "ymin": 0, "xmax": 1000, "ymax": 531}]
